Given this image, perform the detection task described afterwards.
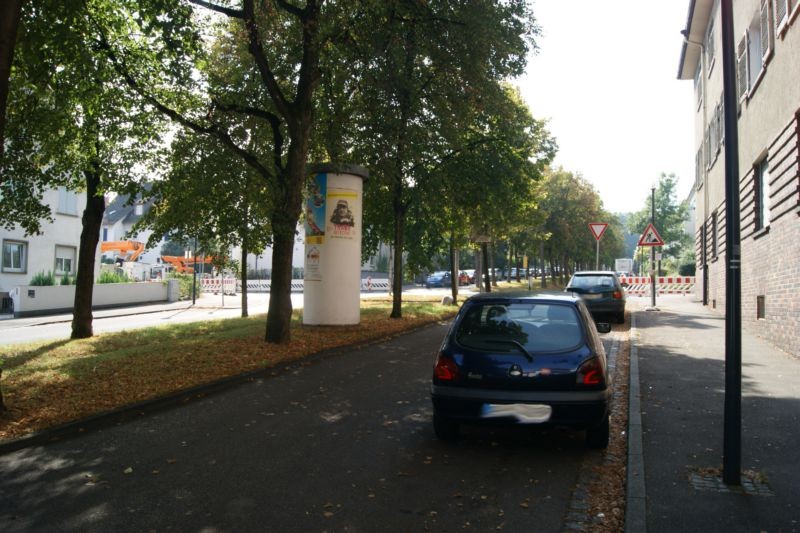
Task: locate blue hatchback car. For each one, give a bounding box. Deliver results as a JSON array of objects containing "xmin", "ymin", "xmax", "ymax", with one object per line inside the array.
[{"xmin": 430, "ymin": 292, "xmax": 612, "ymax": 448}]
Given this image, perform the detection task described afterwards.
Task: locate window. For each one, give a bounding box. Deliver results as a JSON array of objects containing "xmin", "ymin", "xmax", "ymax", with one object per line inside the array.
[
  {"xmin": 694, "ymin": 62, "xmax": 703, "ymax": 110},
  {"xmin": 755, "ymin": 158, "xmax": 771, "ymax": 230},
  {"xmin": 737, "ymin": 33, "xmax": 750, "ymax": 101},
  {"xmin": 2, "ymin": 240, "xmax": 27, "ymax": 273},
  {"xmin": 757, "ymin": 295, "xmax": 766, "ymax": 319},
  {"xmin": 695, "ymin": 147, "xmax": 704, "ymax": 190},
  {"xmin": 55, "ymin": 245, "xmax": 77, "ymax": 275},
  {"xmin": 57, "ymin": 186, "xmax": 78, "ymax": 216},
  {"xmin": 705, "ymin": 19, "xmax": 716, "ymax": 76},
  {"xmin": 774, "ymin": 0, "xmax": 789, "ymax": 33},
  {"xmin": 103, "ymin": 228, "xmax": 108, "ymax": 241}
]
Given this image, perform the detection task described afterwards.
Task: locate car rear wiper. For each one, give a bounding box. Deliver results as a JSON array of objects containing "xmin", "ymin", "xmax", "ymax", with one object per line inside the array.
[{"xmin": 486, "ymin": 340, "xmax": 534, "ymax": 362}]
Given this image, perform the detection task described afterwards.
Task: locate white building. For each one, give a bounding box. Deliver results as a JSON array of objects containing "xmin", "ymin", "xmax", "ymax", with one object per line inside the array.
[{"xmin": 1, "ymin": 187, "xmax": 100, "ymax": 312}]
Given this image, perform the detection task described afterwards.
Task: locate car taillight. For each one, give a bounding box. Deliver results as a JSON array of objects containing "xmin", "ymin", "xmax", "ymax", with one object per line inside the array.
[
  {"xmin": 613, "ymin": 291, "xmax": 623, "ymax": 299},
  {"xmin": 434, "ymin": 353, "xmax": 459, "ymax": 382},
  {"xmin": 577, "ymin": 357, "xmax": 605, "ymax": 386}
]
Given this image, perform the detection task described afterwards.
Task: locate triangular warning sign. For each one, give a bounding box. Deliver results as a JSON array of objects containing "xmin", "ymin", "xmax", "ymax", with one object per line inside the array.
[
  {"xmin": 638, "ymin": 223, "xmax": 665, "ymax": 246},
  {"xmin": 588, "ymin": 222, "xmax": 609, "ymax": 241}
]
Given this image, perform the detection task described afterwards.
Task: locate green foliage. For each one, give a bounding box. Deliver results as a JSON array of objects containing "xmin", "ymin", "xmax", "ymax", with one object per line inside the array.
[
  {"xmin": 96, "ymin": 271, "xmax": 131, "ymax": 284},
  {"xmin": 167, "ymin": 273, "xmax": 197, "ymax": 300},
  {"xmin": 627, "ymin": 173, "xmax": 691, "ymax": 263},
  {"xmin": 60, "ymin": 274, "xmax": 75, "ymax": 285},
  {"xmin": 29, "ymin": 271, "xmax": 56, "ymax": 286}
]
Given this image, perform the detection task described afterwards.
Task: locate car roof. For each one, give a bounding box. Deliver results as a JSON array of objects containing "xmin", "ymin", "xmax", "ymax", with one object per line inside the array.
[
  {"xmin": 571, "ymin": 271, "xmax": 617, "ymax": 276},
  {"xmin": 465, "ymin": 290, "xmax": 580, "ymax": 305}
]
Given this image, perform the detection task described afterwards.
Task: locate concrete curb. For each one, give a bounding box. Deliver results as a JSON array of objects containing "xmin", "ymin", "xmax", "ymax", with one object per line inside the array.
[{"xmin": 625, "ymin": 311, "xmax": 647, "ymax": 533}]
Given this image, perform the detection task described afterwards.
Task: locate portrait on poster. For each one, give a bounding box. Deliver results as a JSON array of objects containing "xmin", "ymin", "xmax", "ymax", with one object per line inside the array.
[{"xmin": 327, "ymin": 189, "xmax": 359, "ymax": 240}]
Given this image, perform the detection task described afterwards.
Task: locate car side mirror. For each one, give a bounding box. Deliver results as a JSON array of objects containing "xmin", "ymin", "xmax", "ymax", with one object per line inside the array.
[{"xmin": 595, "ymin": 322, "xmax": 612, "ymax": 333}]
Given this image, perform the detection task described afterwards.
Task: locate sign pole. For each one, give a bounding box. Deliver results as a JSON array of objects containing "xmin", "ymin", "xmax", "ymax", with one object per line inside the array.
[{"xmin": 596, "ymin": 240, "xmax": 600, "ymax": 270}]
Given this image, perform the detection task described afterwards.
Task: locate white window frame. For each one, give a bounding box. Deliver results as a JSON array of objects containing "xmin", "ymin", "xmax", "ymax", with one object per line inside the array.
[
  {"xmin": 774, "ymin": 0, "xmax": 790, "ymax": 34},
  {"xmin": 57, "ymin": 186, "xmax": 78, "ymax": 216},
  {"xmin": 755, "ymin": 158, "xmax": 771, "ymax": 231},
  {"xmin": 55, "ymin": 245, "xmax": 77, "ymax": 275},
  {"xmin": 2, "ymin": 240, "xmax": 28, "ymax": 273},
  {"xmin": 694, "ymin": 62, "xmax": 703, "ymax": 111},
  {"xmin": 705, "ymin": 18, "xmax": 716, "ymax": 77}
]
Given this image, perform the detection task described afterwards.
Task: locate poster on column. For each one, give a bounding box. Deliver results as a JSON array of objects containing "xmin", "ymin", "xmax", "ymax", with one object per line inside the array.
[
  {"xmin": 326, "ymin": 188, "xmax": 359, "ymax": 239},
  {"xmin": 304, "ymin": 173, "xmax": 326, "ymax": 281}
]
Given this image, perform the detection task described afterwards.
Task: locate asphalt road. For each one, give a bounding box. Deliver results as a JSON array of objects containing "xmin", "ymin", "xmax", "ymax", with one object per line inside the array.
[{"xmin": 0, "ymin": 322, "xmax": 608, "ymax": 532}]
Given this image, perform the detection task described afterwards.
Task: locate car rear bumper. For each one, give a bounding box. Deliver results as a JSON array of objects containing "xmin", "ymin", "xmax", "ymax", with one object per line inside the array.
[
  {"xmin": 431, "ymin": 385, "xmax": 609, "ymax": 428},
  {"xmin": 583, "ymin": 300, "xmax": 625, "ymax": 315}
]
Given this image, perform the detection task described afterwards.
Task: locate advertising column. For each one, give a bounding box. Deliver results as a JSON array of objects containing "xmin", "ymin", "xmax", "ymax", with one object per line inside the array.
[{"xmin": 303, "ymin": 164, "xmax": 368, "ymax": 325}]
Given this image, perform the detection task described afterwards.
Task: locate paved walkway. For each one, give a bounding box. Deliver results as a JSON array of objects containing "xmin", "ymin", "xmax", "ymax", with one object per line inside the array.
[{"xmin": 627, "ymin": 295, "xmax": 799, "ymax": 532}]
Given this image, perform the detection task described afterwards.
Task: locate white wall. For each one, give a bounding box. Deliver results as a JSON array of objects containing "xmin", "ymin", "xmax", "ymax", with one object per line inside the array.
[
  {"xmin": 9, "ymin": 280, "xmax": 178, "ymax": 317},
  {"xmin": 1, "ymin": 188, "xmax": 101, "ymax": 295}
]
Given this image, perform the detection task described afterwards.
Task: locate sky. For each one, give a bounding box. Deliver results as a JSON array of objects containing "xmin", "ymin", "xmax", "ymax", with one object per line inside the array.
[{"xmin": 517, "ymin": 0, "xmax": 695, "ymax": 215}]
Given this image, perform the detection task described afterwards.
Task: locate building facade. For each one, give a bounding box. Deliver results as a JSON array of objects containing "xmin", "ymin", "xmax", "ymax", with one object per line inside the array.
[
  {"xmin": 1, "ymin": 187, "xmax": 100, "ymax": 312},
  {"xmin": 679, "ymin": 0, "xmax": 800, "ymax": 355}
]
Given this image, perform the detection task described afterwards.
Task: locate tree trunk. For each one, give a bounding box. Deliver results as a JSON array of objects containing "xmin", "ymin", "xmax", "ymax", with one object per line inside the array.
[
  {"xmin": 0, "ymin": 0, "xmax": 24, "ymax": 171},
  {"xmin": 240, "ymin": 236, "xmax": 248, "ymax": 318},
  {"xmin": 71, "ymin": 166, "xmax": 105, "ymax": 339},
  {"xmin": 390, "ymin": 198, "xmax": 405, "ymax": 318},
  {"xmin": 489, "ymin": 242, "xmax": 497, "ymax": 287},
  {"xmin": 264, "ymin": 140, "xmax": 306, "ymax": 343},
  {"xmin": 482, "ymin": 243, "xmax": 491, "ymax": 293},
  {"xmin": 540, "ymin": 241, "xmax": 546, "ymax": 288},
  {"xmin": 449, "ymin": 230, "xmax": 458, "ymax": 304}
]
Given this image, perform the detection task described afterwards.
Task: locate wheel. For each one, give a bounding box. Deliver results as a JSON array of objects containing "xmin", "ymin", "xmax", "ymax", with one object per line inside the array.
[
  {"xmin": 433, "ymin": 414, "xmax": 459, "ymax": 441},
  {"xmin": 616, "ymin": 311, "xmax": 625, "ymax": 324},
  {"xmin": 586, "ymin": 415, "xmax": 609, "ymax": 449}
]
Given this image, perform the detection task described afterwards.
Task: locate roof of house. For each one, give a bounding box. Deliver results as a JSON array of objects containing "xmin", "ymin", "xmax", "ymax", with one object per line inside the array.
[
  {"xmin": 677, "ymin": 0, "xmax": 715, "ymax": 80},
  {"xmin": 103, "ymin": 185, "xmax": 154, "ymax": 226}
]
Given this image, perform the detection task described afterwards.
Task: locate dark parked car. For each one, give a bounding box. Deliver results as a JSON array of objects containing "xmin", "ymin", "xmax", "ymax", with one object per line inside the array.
[
  {"xmin": 425, "ymin": 271, "xmax": 451, "ymax": 288},
  {"xmin": 431, "ymin": 292, "xmax": 612, "ymax": 448},
  {"xmin": 564, "ymin": 271, "xmax": 626, "ymax": 324}
]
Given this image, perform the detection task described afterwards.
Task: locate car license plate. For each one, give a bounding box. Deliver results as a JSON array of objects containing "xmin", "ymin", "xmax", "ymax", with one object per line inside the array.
[
  {"xmin": 481, "ymin": 403, "xmax": 552, "ymax": 423},
  {"xmin": 581, "ymin": 293, "xmax": 601, "ymax": 300}
]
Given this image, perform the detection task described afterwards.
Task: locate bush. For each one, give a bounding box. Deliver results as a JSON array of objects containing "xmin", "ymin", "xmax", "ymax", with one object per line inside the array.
[
  {"xmin": 167, "ymin": 272, "xmax": 197, "ymax": 300},
  {"xmin": 97, "ymin": 270, "xmax": 131, "ymax": 284},
  {"xmin": 30, "ymin": 271, "xmax": 56, "ymax": 286},
  {"xmin": 679, "ymin": 263, "xmax": 696, "ymax": 276},
  {"xmin": 60, "ymin": 274, "xmax": 75, "ymax": 285}
]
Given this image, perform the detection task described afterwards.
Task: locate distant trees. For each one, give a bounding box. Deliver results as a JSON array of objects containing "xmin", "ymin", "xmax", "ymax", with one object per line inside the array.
[{"xmin": 627, "ymin": 173, "xmax": 691, "ymax": 274}]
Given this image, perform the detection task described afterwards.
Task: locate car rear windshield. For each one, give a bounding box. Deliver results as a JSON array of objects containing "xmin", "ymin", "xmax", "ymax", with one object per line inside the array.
[
  {"xmin": 568, "ymin": 275, "xmax": 616, "ymax": 289},
  {"xmin": 454, "ymin": 302, "xmax": 583, "ymax": 353}
]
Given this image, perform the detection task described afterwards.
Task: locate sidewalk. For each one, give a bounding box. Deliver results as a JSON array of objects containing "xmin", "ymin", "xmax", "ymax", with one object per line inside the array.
[{"xmin": 628, "ymin": 295, "xmax": 799, "ymax": 532}]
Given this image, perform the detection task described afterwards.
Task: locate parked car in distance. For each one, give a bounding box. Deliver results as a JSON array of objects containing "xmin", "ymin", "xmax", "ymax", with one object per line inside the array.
[
  {"xmin": 564, "ymin": 271, "xmax": 626, "ymax": 324},
  {"xmin": 463, "ymin": 269, "xmax": 476, "ymax": 283},
  {"xmin": 431, "ymin": 291, "xmax": 612, "ymax": 448},
  {"xmin": 458, "ymin": 271, "xmax": 470, "ymax": 286},
  {"xmin": 425, "ymin": 271, "xmax": 452, "ymax": 288}
]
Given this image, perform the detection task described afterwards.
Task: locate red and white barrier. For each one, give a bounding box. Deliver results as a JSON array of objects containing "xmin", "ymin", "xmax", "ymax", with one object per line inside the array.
[
  {"xmin": 200, "ymin": 278, "xmax": 238, "ymax": 295},
  {"xmin": 619, "ymin": 276, "xmax": 695, "ymax": 296}
]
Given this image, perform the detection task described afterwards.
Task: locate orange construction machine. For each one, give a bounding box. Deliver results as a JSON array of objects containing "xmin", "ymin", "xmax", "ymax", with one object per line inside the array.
[
  {"xmin": 100, "ymin": 241, "xmax": 146, "ymax": 262},
  {"xmin": 160, "ymin": 255, "xmax": 214, "ymax": 274}
]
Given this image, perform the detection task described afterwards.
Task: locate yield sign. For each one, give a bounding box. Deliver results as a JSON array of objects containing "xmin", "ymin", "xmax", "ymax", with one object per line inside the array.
[
  {"xmin": 588, "ymin": 222, "xmax": 609, "ymax": 241},
  {"xmin": 638, "ymin": 222, "xmax": 665, "ymax": 246}
]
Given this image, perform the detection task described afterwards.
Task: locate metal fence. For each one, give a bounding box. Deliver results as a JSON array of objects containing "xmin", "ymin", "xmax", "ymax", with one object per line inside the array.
[{"xmin": 200, "ymin": 278, "xmax": 392, "ymax": 293}]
